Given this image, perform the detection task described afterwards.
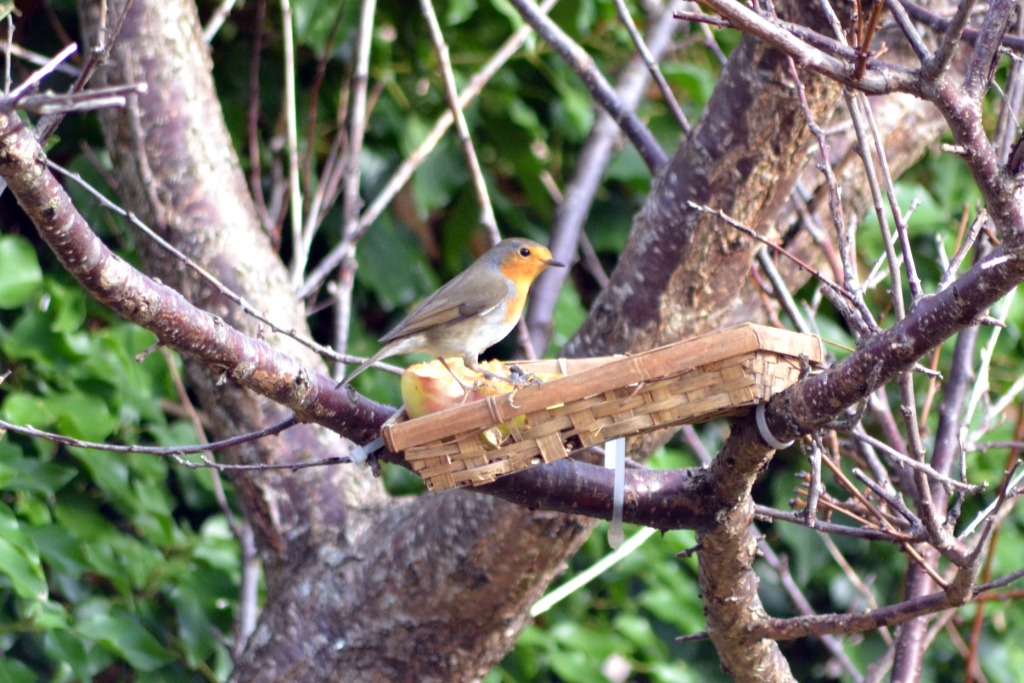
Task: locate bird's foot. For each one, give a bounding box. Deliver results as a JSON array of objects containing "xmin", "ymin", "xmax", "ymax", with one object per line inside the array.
[{"xmin": 507, "ymin": 364, "xmax": 544, "ymax": 385}]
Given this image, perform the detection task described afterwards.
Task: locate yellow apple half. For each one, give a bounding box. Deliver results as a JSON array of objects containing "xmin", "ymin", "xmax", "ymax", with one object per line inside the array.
[{"xmin": 401, "ymin": 359, "xmax": 558, "ymax": 449}]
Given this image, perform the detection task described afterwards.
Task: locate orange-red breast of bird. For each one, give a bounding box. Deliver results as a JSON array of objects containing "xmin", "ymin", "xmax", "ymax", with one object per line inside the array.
[{"xmin": 499, "ymin": 243, "xmax": 558, "ymax": 325}]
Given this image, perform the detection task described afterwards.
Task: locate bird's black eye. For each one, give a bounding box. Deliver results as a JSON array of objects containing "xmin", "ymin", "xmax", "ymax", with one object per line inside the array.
[{"xmin": 519, "ymin": 247, "xmax": 531, "ymax": 257}]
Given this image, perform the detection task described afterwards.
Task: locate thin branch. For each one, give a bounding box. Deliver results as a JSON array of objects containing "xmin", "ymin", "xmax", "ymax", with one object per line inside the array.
[
  {"xmin": 884, "ymin": 0, "xmax": 931, "ymax": 64},
  {"xmin": 846, "ymin": 89, "xmax": 908, "ymax": 320},
  {"xmin": 528, "ymin": 1, "xmax": 681, "ymax": 352},
  {"xmin": 506, "ymin": 0, "xmax": 667, "ymax": 172},
  {"xmin": 750, "ymin": 586, "xmax": 965, "ymax": 641},
  {"xmin": 693, "ymin": 0, "xmax": 921, "ymax": 95},
  {"xmin": 755, "ymin": 505, "xmax": 916, "ymax": 542},
  {"xmin": 963, "ymin": 0, "xmax": 1015, "ymax": 99},
  {"xmin": 860, "ymin": 92, "xmax": 924, "ymax": 301},
  {"xmin": 613, "ymin": 0, "xmax": 690, "ymax": 133},
  {"xmin": 420, "ymin": 0, "xmax": 500, "ymax": 242},
  {"xmin": 756, "ymin": 248, "xmax": 811, "ymax": 334},
  {"xmin": 280, "ymin": 0, "xmax": 305, "ymax": 287},
  {"xmin": 939, "ymin": 209, "xmax": 988, "ymax": 290},
  {"xmin": 203, "ymin": 0, "xmax": 239, "ymax": 43},
  {"xmin": 246, "ymin": 0, "xmax": 275, "ymax": 236},
  {"xmin": 12, "ymin": 83, "xmax": 147, "ymax": 114},
  {"xmin": 333, "ymin": 0, "xmax": 377, "ymax": 376},
  {"xmin": 758, "ymin": 535, "xmax": 862, "ymax": 679},
  {"xmin": 851, "ymin": 467, "xmax": 921, "ymax": 529},
  {"xmin": 46, "ymin": 160, "xmax": 372, "ymax": 370},
  {"xmin": 0, "ymin": 416, "xmax": 298, "ymax": 462},
  {"xmin": 844, "ymin": 429, "xmax": 984, "ymax": 494},
  {"xmin": 786, "ymin": 59, "xmax": 878, "ymax": 338},
  {"xmin": 686, "ymin": 200, "xmax": 856, "ymax": 307},
  {"xmin": 0, "ymin": 40, "xmax": 81, "ymax": 77},
  {"xmin": 6, "ymin": 42, "xmax": 77, "ymax": 101}
]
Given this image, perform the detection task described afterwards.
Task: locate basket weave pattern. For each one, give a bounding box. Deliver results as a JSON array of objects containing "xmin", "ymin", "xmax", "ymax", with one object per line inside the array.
[{"xmin": 383, "ymin": 324, "xmax": 824, "ymax": 491}]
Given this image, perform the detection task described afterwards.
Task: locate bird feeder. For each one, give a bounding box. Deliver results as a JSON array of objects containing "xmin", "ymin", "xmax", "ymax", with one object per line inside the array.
[{"xmin": 381, "ymin": 323, "xmax": 825, "ymax": 491}]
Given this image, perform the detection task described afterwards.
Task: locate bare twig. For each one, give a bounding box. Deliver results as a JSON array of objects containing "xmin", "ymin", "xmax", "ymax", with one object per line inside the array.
[
  {"xmin": 419, "ymin": 0, "xmax": 499, "ymax": 242},
  {"xmin": 46, "ymin": 159, "xmax": 377, "ymax": 370},
  {"xmin": 0, "ymin": 416, "xmax": 300, "ymax": 463},
  {"xmin": 693, "ymin": 0, "xmax": 921, "ymax": 95},
  {"xmin": 884, "ymin": 0, "xmax": 931, "ymax": 64},
  {"xmin": 861, "ymin": 92, "xmax": 924, "ymax": 301},
  {"xmin": 528, "ymin": 1, "xmax": 681, "ymax": 351},
  {"xmin": 203, "ymin": 0, "xmax": 239, "ymax": 43},
  {"xmin": 844, "ymin": 429, "xmax": 984, "ymax": 494},
  {"xmin": 940, "ymin": 210, "xmax": 988, "ymax": 290},
  {"xmin": 755, "ymin": 506, "xmax": 916, "ymax": 542},
  {"xmin": 963, "ymin": 0, "xmax": 1015, "ymax": 99},
  {"xmin": 333, "ymin": 0, "xmax": 377, "ymax": 377},
  {"xmin": 786, "ymin": 59, "xmax": 878, "ymax": 337},
  {"xmin": 756, "ymin": 248, "xmax": 811, "ymax": 334},
  {"xmin": 6, "ymin": 42, "xmax": 77, "ymax": 101},
  {"xmin": 507, "ymin": 0, "xmax": 668, "ymax": 172},
  {"xmin": 246, "ymin": 0, "xmax": 275, "ymax": 236},
  {"xmin": 613, "ymin": 0, "xmax": 690, "ymax": 133},
  {"xmin": 0, "ymin": 40, "xmax": 81, "ymax": 77},
  {"xmin": 280, "ymin": 0, "xmax": 305, "ymax": 286}
]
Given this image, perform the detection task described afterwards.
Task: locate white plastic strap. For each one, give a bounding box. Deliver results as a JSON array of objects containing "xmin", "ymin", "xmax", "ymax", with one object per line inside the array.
[
  {"xmin": 605, "ymin": 437, "xmax": 626, "ymax": 548},
  {"xmin": 755, "ymin": 403, "xmax": 794, "ymax": 450},
  {"xmin": 350, "ymin": 436, "xmax": 383, "ymax": 464}
]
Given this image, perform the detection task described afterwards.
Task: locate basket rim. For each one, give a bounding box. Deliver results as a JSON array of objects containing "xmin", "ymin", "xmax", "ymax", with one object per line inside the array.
[{"xmin": 382, "ymin": 323, "xmax": 824, "ymax": 452}]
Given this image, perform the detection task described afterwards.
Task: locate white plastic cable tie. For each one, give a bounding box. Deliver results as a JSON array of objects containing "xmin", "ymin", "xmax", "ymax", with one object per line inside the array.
[
  {"xmin": 350, "ymin": 437, "xmax": 383, "ymax": 464},
  {"xmin": 755, "ymin": 402, "xmax": 794, "ymax": 450},
  {"xmin": 605, "ymin": 437, "xmax": 626, "ymax": 549}
]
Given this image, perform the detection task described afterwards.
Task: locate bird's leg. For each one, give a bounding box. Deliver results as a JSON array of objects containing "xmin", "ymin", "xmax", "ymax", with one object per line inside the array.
[
  {"xmin": 437, "ymin": 357, "xmax": 474, "ymax": 394},
  {"xmin": 465, "ymin": 356, "xmax": 529, "ymax": 387},
  {"xmin": 507, "ymin": 363, "xmax": 543, "ymax": 385}
]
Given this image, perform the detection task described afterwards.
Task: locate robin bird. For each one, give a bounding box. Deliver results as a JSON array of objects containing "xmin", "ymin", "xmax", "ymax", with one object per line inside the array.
[{"xmin": 338, "ymin": 237, "xmax": 565, "ymax": 389}]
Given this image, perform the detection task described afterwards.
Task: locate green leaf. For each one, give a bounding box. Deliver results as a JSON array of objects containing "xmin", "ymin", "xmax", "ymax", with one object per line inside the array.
[
  {"xmin": 0, "ymin": 659, "xmax": 37, "ymax": 683},
  {"xmin": 171, "ymin": 587, "xmax": 217, "ymax": 666},
  {"xmin": 45, "ymin": 279, "xmax": 88, "ymax": 333},
  {"xmin": 1, "ymin": 391, "xmax": 57, "ymax": 430},
  {"xmin": 53, "ymin": 492, "xmax": 116, "ymax": 542},
  {"xmin": 26, "ymin": 524, "xmax": 89, "ymax": 578},
  {"xmin": 193, "ymin": 516, "xmax": 240, "ymax": 573},
  {"xmin": 0, "ymin": 507, "xmax": 47, "ymax": 600},
  {"xmin": 25, "ymin": 598, "xmax": 69, "ymax": 630},
  {"xmin": 44, "ymin": 629, "xmax": 95, "ymax": 682},
  {"xmin": 551, "ymin": 86, "xmax": 595, "ymax": 142},
  {"xmin": 445, "ymin": 0, "xmax": 478, "ymax": 25},
  {"xmin": 662, "ymin": 62, "xmax": 717, "ymax": 107},
  {"xmin": 0, "ymin": 235, "xmax": 43, "ymax": 309},
  {"xmin": 49, "ymin": 392, "xmax": 118, "ymax": 442},
  {"xmin": 547, "ymin": 285, "xmax": 587, "ymax": 354},
  {"xmin": 81, "ymin": 534, "xmax": 164, "ymax": 593},
  {"xmin": 356, "ymin": 215, "xmax": 437, "ymax": 313},
  {"xmin": 2, "ymin": 308, "xmax": 88, "ymax": 365},
  {"xmin": 0, "ymin": 456, "xmax": 77, "ymax": 496},
  {"xmin": 546, "ymin": 646, "xmax": 604, "ymax": 683},
  {"xmin": 649, "ymin": 661, "xmax": 704, "ymax": 683},
  {"xmin": 75, "ymin": 605, "xmax": 176, "ymax": 672}
]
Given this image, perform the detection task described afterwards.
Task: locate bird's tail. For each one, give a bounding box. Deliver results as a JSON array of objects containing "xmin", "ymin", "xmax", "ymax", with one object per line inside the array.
[{"xmin": 336, "ymin": 346, "xmax": 391, "ymax": 389}]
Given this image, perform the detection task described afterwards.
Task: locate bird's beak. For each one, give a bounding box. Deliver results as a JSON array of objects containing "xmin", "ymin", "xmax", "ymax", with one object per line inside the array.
[{"xmin": 546, "ymin": 257, "xmax": 566, "ymax": 268}]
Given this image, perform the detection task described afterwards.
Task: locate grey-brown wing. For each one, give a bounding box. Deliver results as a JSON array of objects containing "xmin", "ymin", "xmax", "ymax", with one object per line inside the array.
[{"xmin": 379, "ymin": 273, "xmax": 508, "ymax": 343}]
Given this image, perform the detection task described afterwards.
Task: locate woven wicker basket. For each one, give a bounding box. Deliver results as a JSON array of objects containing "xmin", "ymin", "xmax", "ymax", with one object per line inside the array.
[{"xmin": 381, "ymin": 323, "xmax": 825, "ymax": 491}]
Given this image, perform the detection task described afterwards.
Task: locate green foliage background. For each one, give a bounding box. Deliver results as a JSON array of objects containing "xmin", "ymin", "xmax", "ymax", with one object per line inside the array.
[{"xmin": 0, "ymin": 0, "xmax": 1021, "ymax": 681}]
